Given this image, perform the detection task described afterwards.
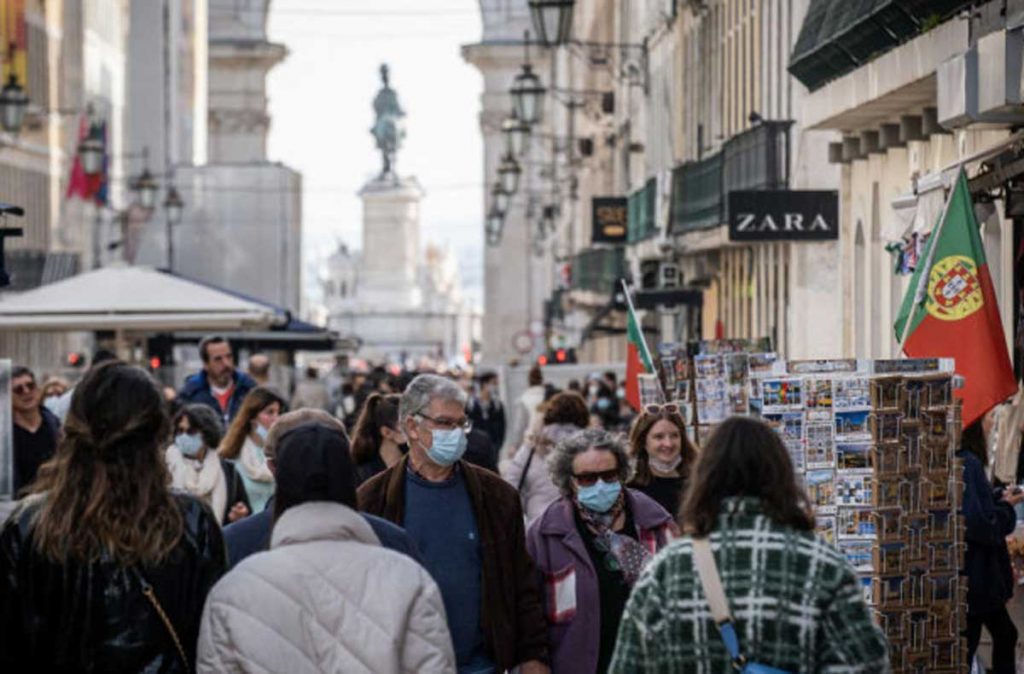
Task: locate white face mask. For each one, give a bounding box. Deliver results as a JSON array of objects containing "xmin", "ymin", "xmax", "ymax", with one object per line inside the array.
[{"xmin": 649, "ymin": 454, "xmax": 683, "ymax": 474}]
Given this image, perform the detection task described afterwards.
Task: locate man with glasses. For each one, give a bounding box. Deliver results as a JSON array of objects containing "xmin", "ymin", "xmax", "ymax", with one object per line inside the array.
[
  {"xmin": 11, "ymin": 366, "xmax": 61, "ymax": 494},
  {"xmin": 358, "ymin": 373, "xmax": 550, "ymax": 674}
]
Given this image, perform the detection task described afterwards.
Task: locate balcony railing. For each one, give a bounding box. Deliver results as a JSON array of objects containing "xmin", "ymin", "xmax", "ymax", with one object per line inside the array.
[
  {"xmin": 627, "ymin": 177, "xmax": 657, "ymax": 243},
  {"xmin": 571, "ymin": 246, "xmax": 626, "ymax": 296},
  {"xmin": 670, "ymin": 153, "xmax": 722, "ymax": 234}
]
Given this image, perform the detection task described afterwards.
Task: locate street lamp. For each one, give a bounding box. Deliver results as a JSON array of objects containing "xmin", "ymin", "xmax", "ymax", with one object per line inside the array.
[
  {"xmin": 78, "ymin": 128, "xmax": 105, "ymax": 176},
  {"xmin": 0, "ymin": 74, "xmax": 29, "ymax": 134},
  {"xmin": 497, "ymin": 153, "xmax": 522, "ymax": 195},
  {"xmin": 163, "ymin": 185, "xmax": 184, "ymax": 225},
  {"xmin": 502, "ymin": 110, "xmax": 531, "ymax": 157},
  {"xmin": 511, "ymin": 63, "xmax": 545, "ymax": 126},
  {"xmin": 485, "ymin": 206, "xmax": 504, "ymax": 246},
  {"xmin": 131, "ymin": 168, "xmax": 160, "ymax": 210},
  {"xmin": 491, "ymin": 182, "xmax": 511, "ymax": 215},
  {"xmin": 529, "ymin": 0, "xmax": 574, "ymax": 47}
]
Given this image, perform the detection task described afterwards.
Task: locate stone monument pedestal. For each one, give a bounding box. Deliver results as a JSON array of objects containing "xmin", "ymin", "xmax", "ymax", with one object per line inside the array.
[{"xmin": 357, "ymin": 176, "xmax": 424, "ymax": 309}]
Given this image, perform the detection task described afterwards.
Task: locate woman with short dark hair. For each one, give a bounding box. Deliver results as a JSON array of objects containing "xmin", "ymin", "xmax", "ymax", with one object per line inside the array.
[
  {"xmin": 610, "ymin": 416, "xmax": 890, "ymax": 673},
  {"xmin": 0, "ymin": 361, "xmax": 226, "ymax": 672},
  {"xmin": 168, "ymin": 404, "xmax": 251, "ymax": 524},
  {"xmin": 527, "ymin": 428, "xmax": 676, "ymax": 674}
]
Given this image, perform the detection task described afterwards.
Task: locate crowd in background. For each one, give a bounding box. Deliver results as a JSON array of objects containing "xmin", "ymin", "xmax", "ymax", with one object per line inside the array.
[{"xmin": 19, "ymin": 336, "xmax": 1024, "ymax": 672}]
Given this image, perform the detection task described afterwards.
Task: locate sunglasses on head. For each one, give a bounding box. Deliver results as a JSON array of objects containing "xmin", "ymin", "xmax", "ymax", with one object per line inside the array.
[
  {"xmin": 644, "ymin": 402, "xmax": 680, "ymax": 415},
  {"xmin": 12, "ymin": 381, "xmax": 36, "ymax": 396},
  {"xmin": 572, "ymin": 469, "xmax": 620, "ymax": 487}
]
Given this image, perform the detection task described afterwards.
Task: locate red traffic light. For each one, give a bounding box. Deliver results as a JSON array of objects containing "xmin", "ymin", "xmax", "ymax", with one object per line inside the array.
[
  {"xmin": 67, "ymin": 352, "xmax": 84, "ymax": 367},
  {"xmin": 537, "ymin": 355, "xmax": 548, "ymax": 366},
  {"xmin": 149, "ymin": 356, "xmax": 161, "ymax": 370},
  {"xmin": 555, "ymin": 349, "xmax": 567, "ymax": 363}
]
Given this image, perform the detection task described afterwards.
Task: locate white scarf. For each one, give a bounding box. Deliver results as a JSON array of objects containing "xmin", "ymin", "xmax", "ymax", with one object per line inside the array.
[
  {"xmin": 238, "ymin": 436, "xmax": 274, "ymax": 483},
  {"xmin": 166, "ymin": 444, "xmax": 228, "ymax": 524}
]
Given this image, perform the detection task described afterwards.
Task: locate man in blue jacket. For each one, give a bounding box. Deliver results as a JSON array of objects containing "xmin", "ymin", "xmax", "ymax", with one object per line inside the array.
[
  {"xmin": 224, "ymin": 408, "xmax": 422, "ymax": 568},
  {"xmin": 178, "ymin": 335, "xmax": 256, "ymax": 424}
]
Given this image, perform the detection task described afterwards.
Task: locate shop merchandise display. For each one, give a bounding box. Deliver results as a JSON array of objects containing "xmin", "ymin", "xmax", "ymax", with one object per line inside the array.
[{"xmin": 650, "ymin": 344, "xmax": 966, "ymax": 672}]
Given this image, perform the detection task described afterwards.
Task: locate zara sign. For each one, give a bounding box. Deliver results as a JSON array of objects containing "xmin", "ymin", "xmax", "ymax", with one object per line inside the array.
[{"xmin": 727, "ymin": 190, "xmax": 839, "ymax": 242}]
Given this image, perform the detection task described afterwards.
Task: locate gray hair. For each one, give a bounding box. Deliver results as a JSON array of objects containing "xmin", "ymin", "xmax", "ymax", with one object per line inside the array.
[
  {"xmin": 399, "ymin": 374, "xmax": 468, "ymax": 423},
  {"xmin": 547, "ymin": 428, "xmax": 632, "ymax": 498}
]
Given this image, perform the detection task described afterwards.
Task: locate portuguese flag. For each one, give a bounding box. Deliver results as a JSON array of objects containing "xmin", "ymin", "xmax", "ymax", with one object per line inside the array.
[
  {"xmin": 624, "ymin": 283, "xmax": 655, "ymax": 411},
  {"xmin": 893, "ymin": 168, "xmax": 1016, "ymax": 427}
]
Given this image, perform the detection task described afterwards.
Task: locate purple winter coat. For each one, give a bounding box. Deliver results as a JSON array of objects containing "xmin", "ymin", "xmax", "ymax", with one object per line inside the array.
[{"xmin": 526, "ymin": 488, "xmax": 677, "ymax": 674}]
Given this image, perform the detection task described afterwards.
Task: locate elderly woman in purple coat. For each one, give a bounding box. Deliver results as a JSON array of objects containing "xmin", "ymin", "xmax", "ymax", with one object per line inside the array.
[{"xmin": 526, "ymin": 428, "xmax": 678, "ymax": 674}]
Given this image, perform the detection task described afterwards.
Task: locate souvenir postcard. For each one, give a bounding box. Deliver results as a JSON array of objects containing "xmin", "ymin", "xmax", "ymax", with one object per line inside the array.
[
  {"xmin": 836, "ymin": 442, "xmax": 872, "ymax": 471},
  {"xmin": 804, "ymin": 378, "xmax": 834, "ymax": 410},
  {"xmin": 806, "ymin": 423, "xmax": 836, "ymax": 467},
  {"xmin": 724, "ymin": 353, "xmax": 749, "ymax": 384},
  {"xmin": 762, "ymin": 378, "xmax": 803, "ymax": 410},
  {"xmin": 833, "ymin": 378, "xmax": 871, "ymax": 410},
  {"xmin": 835, "ymin": 409, "xmax": 871, "ymax": 440},
  {"xmin": 727, "ymin": 383, "xmax": 749, "ymax": 415},
  {"xmin": 697, "ymin": 400, "xmax": 727, "ymax": 425},
  {"xmin": 787, "ymin": 441, "xmax": 806, "ymax": 472},
  {"xmin": 806, "ymin": 469, "xmax": 836, "ymax": 512},
  {"xmin": 694, "ymin": 354, "xmax": 724, "ymax": 378},
  {"xmin": 835, "ymin": 474, "xmax": 873, "ymax": 507},
  {"xmin": 696, "ymin": 377, "xmax": 726, "ymax": 402},
  {"xmin": 674, "ymin": 380, "xmax": 691, "ymax": 403},
  {"xmin": 638, "ymin": 374, "xmax": 664, "ymax": 407},
  {"xmin": 748, "ymin": 352, "xmax": 778, "ymax": 375},
  {"xmin": 838, "ymin": 507, "xmax": 876, "ymax": 539},
  {"xmin": 815, "ymin": 514, "xmax": 836, "ymax": 545},
  {"xmin": 838, "ymin": 540, "xmax": 874, "ymax": 573}
]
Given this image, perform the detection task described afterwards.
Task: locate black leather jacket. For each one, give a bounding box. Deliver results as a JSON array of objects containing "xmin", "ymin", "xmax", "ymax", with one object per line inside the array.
[{"xmin": 0, "ymin": 494, "xmax": 227, "ymax": 673}]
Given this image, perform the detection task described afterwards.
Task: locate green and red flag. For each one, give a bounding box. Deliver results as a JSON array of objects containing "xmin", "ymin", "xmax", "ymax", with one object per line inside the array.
[
  {"xmin": 623, "ymin": 282, "xmax": 655, "ymax": 411},
  {"xmin": 894, "ymin": 168, "xmax": 1016, "ymax": 427}
]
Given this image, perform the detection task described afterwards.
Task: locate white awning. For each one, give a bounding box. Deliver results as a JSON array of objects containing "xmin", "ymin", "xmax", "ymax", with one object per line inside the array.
[{"xmin": 0, "ymin": 265, "xmax": 284, "ymax": 331}]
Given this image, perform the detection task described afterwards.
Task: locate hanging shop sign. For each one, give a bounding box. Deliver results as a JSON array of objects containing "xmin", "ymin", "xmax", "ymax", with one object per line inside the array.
[
  {"xmin": 728, "ymin": 190, "xmax": 839, "ymax": 242},
  {"xmin": 591, "ymin": 197, "xmax": 628, "ymax": 243}
]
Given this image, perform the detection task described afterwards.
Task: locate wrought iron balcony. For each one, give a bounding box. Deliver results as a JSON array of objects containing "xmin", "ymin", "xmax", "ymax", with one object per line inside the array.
[
  {"xmin": 570, "ymin": 246, "xmax": 626, "ymax": 296},
  {"xmin": 627, "ymin": 177, "xmax": 657, "ymax": 243}
]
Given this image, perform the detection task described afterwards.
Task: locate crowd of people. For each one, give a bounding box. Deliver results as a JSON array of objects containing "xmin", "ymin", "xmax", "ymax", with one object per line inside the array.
[{"xmin": 1, "ymin": 335, "xmax": 1018, "ymax": 672}]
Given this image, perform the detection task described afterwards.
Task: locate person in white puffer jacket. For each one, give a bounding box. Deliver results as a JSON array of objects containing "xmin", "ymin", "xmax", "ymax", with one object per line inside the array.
[{"xmin": 197, "ymin": 423, "xmax": 456, "ymax": 674}]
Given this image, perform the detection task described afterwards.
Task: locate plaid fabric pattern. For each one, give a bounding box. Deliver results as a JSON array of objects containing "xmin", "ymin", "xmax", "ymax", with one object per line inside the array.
[{"xmin": 610, "ymin": 497, "xmax": 891, "ymax": 673}]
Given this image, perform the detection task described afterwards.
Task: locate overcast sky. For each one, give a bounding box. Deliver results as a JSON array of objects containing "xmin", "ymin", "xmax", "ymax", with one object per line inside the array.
[{"xmin": 265, "ymin": 0, "xmax": 484, "ymax": 308}]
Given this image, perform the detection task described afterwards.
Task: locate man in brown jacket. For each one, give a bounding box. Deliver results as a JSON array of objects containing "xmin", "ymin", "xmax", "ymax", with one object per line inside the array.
[{"xmin": 358, "ymin": 374, "xmax": 549, "ymax": 673}]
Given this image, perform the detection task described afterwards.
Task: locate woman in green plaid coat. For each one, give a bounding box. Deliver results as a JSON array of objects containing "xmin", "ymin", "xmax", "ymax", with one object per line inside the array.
[{"xmin": 610, "ymin": 417, "xmax": 890, "ymax": 673}]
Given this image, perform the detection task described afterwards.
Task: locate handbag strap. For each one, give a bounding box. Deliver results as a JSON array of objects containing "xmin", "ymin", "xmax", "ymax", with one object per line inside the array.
[
  {"xmin": 692, "ymin": 537, "xmax": 746, "ymax": 671},
  {"xmin": 135, "ymin": 569, "xmax": 191, "ymax": 673},
  {"xmin": 517, "ymin": 447, "xmax": 535, "ymax": 493}
]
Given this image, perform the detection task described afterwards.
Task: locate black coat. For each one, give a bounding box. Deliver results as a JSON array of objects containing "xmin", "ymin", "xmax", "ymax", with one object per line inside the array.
[
  {"xmin": 0, "ymin": 494, "xmax": 227, "ymax": 672},
  {"xmin": 218, "ymin": 458, "xmax": 251, "ymax": 522},
  {"xmin": 959, "ymin": 450, "xmax": 1017, "ymax": 615}
]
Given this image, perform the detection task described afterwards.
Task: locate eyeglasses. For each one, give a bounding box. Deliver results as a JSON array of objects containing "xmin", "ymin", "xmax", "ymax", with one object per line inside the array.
[
  {"xmin": 12, "ymin": 381, "xmax": 36, "ymax": 396},
  {"xmin": 572, "ymin": 469, "xmax": 620, "ymax": 487},
  {"xmin": 644, "ymin": 402, "xmax": 681, "ymax": 416},
  {"xmin": 416, "ymin": 412, "xmax": 472, "ymax": 434}
]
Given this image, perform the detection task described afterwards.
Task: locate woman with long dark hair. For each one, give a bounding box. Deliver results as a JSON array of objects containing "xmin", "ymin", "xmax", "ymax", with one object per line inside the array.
[
  {"xmin": 627, "ymin": 405, "xmax": 698, "ymax": 517},
  {"xmin": 219, "ymin": 386, "xmax": 285, "ymax": 513},
  {"xmin": 960, "ymin": 419, "xmax": 1022, "ymax": 673},
  {"xmin": 611, "ymin": 416, "xmax": 889, "ymax": 673},
  {"xmin": 349, "ymin": 392, "xmax": 404, "ymax": 486},
  {"xmin": 0, "ymin": 361, "xmax": 226, "ymax": 672}
]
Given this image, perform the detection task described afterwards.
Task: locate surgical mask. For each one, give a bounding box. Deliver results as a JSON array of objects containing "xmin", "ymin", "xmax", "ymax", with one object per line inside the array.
[
  {"xmin": 577, "ymin": 479, "xmax": 622, "ymax": 514},
  {"xmin": 424, "ymin": 428, "xmax": 468, "ymax": 467},
  {"xmin": 596, "ymin": 398, "xmax": 611, "ymax": 411},
  {"xmin": 176, "ymin": 433, "xmax": 204, "ymax": 458},
  {"xmin": 254, "ymin": 424, "xmax": 269, "ymax": 441},
  {"xmin": 649, "ymin": 454, "xmax": 683, "ymax": 474}
]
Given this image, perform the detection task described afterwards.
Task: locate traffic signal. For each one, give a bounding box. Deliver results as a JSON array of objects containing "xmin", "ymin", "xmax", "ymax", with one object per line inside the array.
[
  {"xmin": 537, "ymin": 354, "xmax": 548, "ymax": 366},
  {"xmin": 67, "ymin": 352, "xmax": 85, "ymax": 367},
  {"xmin": 149, "ymin": 356, "xmax": 162, "ymax": 371}
]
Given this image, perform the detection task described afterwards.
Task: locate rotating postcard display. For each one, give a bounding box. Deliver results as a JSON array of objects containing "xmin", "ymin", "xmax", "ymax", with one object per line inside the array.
[{"xmin": 650, "ymin": 346, "xmax": 966, "ymax": 673}]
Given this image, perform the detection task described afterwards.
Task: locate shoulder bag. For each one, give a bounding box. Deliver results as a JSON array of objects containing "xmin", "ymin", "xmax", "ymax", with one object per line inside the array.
[
  {"xmin": 134, "ymin": 569, "xmax": 191, "ymax": 673},
  {"xmin": 692, "ymin": 537, "xmax": 792, "ymax": 674}
]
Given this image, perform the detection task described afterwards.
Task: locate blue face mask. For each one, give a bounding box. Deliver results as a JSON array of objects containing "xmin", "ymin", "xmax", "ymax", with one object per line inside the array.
[
  {"xmin": 254, "ymin": 424, "xmax": 269, "ymax": 441},
  {"xmin": 175, "ymin": 433, "xmax": 204, "ymax": 458},
  {"xmin": 596, "ymin": 397, "xmax": 611, "ymax": 411},
  {"xmin": 577, "ymin": 479, "xmax": 622, "ymax": 513},
  {"xmin": 425, "ymin": 427, "xmax": 468, "ymax": 467}
]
